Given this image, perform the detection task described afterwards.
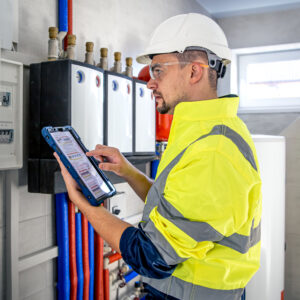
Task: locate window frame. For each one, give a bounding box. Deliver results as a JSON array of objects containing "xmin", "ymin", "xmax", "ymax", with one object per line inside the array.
[{"xmin": 230, "ymin": 43, "xmax": 300, "ymax": 113}]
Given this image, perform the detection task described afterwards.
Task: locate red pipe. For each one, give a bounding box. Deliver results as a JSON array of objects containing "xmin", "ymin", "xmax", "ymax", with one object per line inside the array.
[
  {"xmin": 108, "ymin": 252, "xmax": 122, "ymax": 264},
  {"xmin": 68, "ymin": 199, "xmax": 78, "ymax": 300},
  {"xmin": 104, "ymin": 269, "xmax": 110, "ymax": 300},
  {"xmin": 64, "ymin": 0, "xmax": 73, "ymax": 50},
  {"xmin": 81, "ymin": 214, "xmax": 90, "ymax": 300},
  {"xmin": 95, "ymin": 233, "xmax": 104, "ymax": 300}
]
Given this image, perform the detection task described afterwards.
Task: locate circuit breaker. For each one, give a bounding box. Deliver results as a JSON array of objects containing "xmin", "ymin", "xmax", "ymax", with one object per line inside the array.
[{"xmin": 0, "ymin": 59, "xmax": 23, "ymax": 170}]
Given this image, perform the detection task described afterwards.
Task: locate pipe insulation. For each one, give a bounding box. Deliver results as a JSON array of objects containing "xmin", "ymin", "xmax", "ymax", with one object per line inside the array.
[
  {"xmin": 75, "ymin": 212, "xmax": 84, "ymax": 300},
  {"xmin": 108, "ymin": 252, "xmax": 122, "ymax": 264},
  {"xmin": 104, "ymin": 269, "xmax": 110, "ymax": 300},
  {"xmin": 88, "ymin": 223, "xmax": 94, "ymax": 300},
  {"xmin": 82, "ymin": 215, "xmax": 90, "ymax": 300},
  {"xmin": 68, "ymin": 200, "xmax": 78, "ymax": 300},
  {"xmin": 95, "ymin": 233, "xmax": 104, "ymax": 300},
  {"xmin": 55, "ymin": 193, "xmax": 71, "ymax": 300},
  {"xmin": 58, "ymin": 0, "xmax": 68, "ymax": 32},
  {"xmin": 64, "ymin": 0, "xmax": 73, "ymax": 50}
]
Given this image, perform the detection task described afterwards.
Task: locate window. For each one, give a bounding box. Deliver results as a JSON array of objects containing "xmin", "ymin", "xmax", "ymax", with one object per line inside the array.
[{"xmin": 236, "ymin": 46, "xmax": 300, "ymax": 112}]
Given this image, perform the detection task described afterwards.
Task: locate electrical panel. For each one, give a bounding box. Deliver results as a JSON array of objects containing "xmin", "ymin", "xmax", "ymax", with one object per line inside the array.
[
  {"xmin": 104, "ymin": 72, "xmax": 133, "ymax": 155},
  {"xmin": 0, "ymin": 58, "xmax": 23, "ymax": 170},
  {"xmin": 133, "ymin": 79, "xmax": 156, "ymax": 155},
  {"xmin": 28, "ymin": 60, "xmax": 104, "ymax": 193}
]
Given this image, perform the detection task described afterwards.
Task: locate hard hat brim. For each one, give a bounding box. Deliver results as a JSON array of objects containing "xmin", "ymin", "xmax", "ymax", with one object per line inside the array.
[{"xmin": 136, "ymin": 46, "xmax": 232, "ymax": 65}]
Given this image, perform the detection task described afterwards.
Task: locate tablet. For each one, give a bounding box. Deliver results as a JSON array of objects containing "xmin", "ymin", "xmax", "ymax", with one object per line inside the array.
[{"xmin": 42, "ymin": 126, "xmax": 116, "ymax": 206}]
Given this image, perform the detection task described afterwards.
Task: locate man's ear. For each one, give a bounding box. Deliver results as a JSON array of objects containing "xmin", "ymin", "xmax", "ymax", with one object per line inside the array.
[{"xmin": 190, "ymin": 63, "xmax": 204, "ymax": 84}]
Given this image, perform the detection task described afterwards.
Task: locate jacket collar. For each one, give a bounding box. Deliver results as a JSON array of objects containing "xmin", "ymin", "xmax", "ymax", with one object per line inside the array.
[{"xmin": 173, "ymin": 95, "xmax": 239, "ymax": 121}]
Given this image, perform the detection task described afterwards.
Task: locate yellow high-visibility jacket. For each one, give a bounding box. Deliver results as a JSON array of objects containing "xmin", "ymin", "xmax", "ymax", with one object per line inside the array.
[{"xmin": 140, "ymin": 95, "xmax": 262, "ymax": 300}]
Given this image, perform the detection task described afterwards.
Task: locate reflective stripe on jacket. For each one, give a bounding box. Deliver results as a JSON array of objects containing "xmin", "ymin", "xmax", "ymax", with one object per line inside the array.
[{"xmin": 140, "ymin": 96, "xmax": 262, "ymax": 300}]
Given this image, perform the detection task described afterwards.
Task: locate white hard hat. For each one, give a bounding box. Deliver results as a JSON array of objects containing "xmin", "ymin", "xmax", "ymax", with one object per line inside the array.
[{"xmin": 136, "ymin": 13, "xmax": 231, "ymax": 65}]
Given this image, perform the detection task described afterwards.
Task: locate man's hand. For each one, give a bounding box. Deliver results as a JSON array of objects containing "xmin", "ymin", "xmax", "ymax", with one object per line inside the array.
[
  {"xmin": 53, "ymin": 152, "xmax": 131, "ymax": 253},
  {"xmin": 87, "ymin": 144, "xmax": 153, "ymax": 202},
  {"xmin": 86, "ymin": 144, "xmax": 134, "ymax": 179},
  {"xmin": 53, "ymin": 152, "xmax": 90, "ymax": 207}
]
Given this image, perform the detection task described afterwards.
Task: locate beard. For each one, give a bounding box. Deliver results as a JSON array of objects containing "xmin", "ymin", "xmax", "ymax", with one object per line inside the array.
[
  {"xmin": 154, "ymin": 90, "xmax": 186, "ymax": 114},
  {"xmin": 154, "ymin": 91, "xmax": 171, "ymax": 114},
  {"xmin": 157, "ymin": 98, "xmax": 171, "ymax": 114}
]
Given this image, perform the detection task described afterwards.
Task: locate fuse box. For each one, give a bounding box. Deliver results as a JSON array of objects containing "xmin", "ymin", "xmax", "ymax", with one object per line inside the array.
[{"xmin": 0, "ymin": 59, "xmax": 23, "ymax": 170}]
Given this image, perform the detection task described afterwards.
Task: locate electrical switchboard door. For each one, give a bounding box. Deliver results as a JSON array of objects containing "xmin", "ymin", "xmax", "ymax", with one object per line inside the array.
[
  {"xmin": 0, "ymin": 59, "xmax": 23, "ymax": 170},
  {"xmin": 107, "ymin": 74, "xmax": 133, "ymax": 154},
  {"xmin": 71, "ymin": 64, "xmax": 104, "ymax": 151},
  {"xmin": 135, "ymin": 82, "xmax": 155, "ymax": 154}
]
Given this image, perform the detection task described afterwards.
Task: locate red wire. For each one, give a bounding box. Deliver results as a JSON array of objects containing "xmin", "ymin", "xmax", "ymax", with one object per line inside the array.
[
  {"xmin": 108, "ymin": 252, "xmax": 122, "ymax": 264},
  {"xmin": 95, "ymin": 233, "xmax": 104, "ymax": 300},
  {"xmin": 81, "ymin": 215, "xmax": 90, "ymax": 300},
  {"xmin": 68, "ymin": 0, "xmax": 73, "ymax": 34},
  {"xmin": 68, "ymin": 199, "xmax": 78, "ymax": 300},
  {"xmin": 104, "ymin": 269, "xmax": 110, "ymax": 300},
  {"xmin": 64, "ymin": 0, "xmax": 73, "ymax": 50}
]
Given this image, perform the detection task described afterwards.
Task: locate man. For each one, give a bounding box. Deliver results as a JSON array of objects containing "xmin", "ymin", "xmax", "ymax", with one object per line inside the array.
[{"xmin": 55, "ymin": 13, "xmax": 262, "ymax": 300}]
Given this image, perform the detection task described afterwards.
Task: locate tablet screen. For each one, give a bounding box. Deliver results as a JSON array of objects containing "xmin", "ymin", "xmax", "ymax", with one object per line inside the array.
[{"xmin": 50, "ymin": 130, "xmax": 110, "ymax": 198}]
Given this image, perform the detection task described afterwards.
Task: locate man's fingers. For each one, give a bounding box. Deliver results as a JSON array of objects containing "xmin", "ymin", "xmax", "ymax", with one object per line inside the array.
[
  {"xmin": 87, "ymin": 145, "xmax": 118, "ymax": 158},
  {"xmin": 98, "ymin": 162, "xmax": 120, "ymax": 174},
  {"xmin": 89, "ymin": 154, "xmax": 104, "ymax": 163},
  {"xmin": 95, "ymin": 156, "xmax": 104, "ymax": 163},
  {"xmin": 87, "ymin": 149, "xmax": 113, "ymax": 157},
  {"xmin": 54, "ymin": 152, "xmax": 62, "ymax": 167},
  {"xmin": 54, "ymin": 152, "xmax": 68, "ymax": 174},
  {"xmin": 53, "ymin": 153, "xmax": 81, "ymax": 193}
]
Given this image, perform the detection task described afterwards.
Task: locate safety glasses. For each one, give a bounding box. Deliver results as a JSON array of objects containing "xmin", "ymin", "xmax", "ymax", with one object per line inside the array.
[{"xmin": 149, "ymin": 61, "xmax": 209, "ymax": 80}]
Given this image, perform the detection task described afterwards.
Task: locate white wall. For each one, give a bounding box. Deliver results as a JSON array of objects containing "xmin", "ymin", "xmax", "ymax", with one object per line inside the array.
[
  {"xmin": 217, "ymin": 8, "xmax": 300, "ymax": 49},
  {"xmin": 8, "ymin": 0, "xmax": 210, "ymax": 74},
  {"xmin": 0, "ymin": 1, "xmax": 209, "ymax": 299}
]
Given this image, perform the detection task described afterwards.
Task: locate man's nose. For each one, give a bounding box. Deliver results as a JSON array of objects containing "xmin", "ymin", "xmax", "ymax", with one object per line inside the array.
[{"xmin": 147, "ymin": 78, "xmax": 158, "ymax": 90}]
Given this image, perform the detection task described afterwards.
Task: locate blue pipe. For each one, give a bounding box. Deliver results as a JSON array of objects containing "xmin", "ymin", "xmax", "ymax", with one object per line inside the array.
[
  {"xmin": 58, "ymin": 0, "xmax": 68, "ymax": 32},
  {"xmin": 151, "ymin": 160, "xmax": 159, "ymax": 179},
  {"xmin": 55, "ymin": 193, "xmax": 70, "ymax": 300},
  {"xmin": 124, "ymin": 270, "xmax": 139, "ymax": 283},
  {"xmin": 88, "ymin": 223, "xmax": 94, "ymax": 300},
  {"xmin": 75, "ymin": 213, "xmax": 84, "ymax": 300}
]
